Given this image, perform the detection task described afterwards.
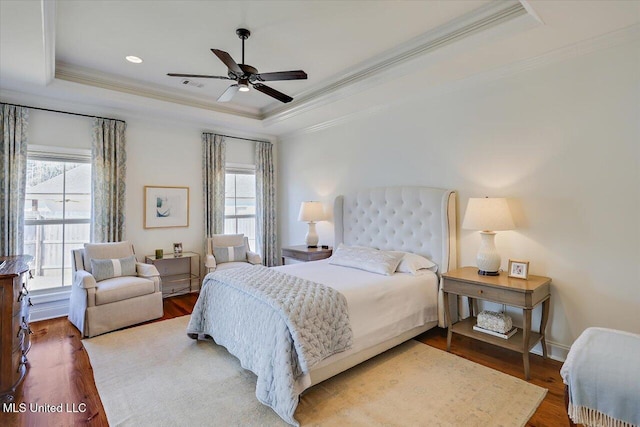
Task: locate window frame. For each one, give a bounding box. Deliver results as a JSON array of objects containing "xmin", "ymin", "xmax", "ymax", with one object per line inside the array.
[
  {"xmin": 25, "ymin": 147, "xmax": 92, "ymax": 291},
  {"xmin": 224, "ymin": 163, "xmax": 256, "ymax": 248}
]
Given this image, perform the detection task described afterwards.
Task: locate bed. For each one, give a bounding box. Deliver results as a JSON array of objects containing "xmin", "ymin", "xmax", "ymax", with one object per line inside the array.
[{"xmin": 187, "ymin": 186, "xmax": 458, "ymax": 425}]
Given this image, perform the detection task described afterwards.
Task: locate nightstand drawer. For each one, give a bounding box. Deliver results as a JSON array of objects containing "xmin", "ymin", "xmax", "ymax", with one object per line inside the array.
[{"xmin": 443, "ymin": 279, "xmax": 528, "ymax": 306}]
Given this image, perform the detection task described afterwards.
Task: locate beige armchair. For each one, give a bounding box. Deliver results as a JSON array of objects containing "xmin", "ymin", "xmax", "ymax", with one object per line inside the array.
[
  {"xmin": 68, "ymin": 241, "xmax": 163, "ymax": 338},
  {"xmin": 205, "ymin": 234, "xmax": 262, "ymax": 273}
]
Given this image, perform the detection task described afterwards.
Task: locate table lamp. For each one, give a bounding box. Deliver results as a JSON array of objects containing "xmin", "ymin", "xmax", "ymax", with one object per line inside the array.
[
  {"xmin": 298, "ymin": 201, "xmax": 325, "ymax": 248},
  {"xmin": 462, "ymin": 197, "xmax": 515, "ymax": 276}
]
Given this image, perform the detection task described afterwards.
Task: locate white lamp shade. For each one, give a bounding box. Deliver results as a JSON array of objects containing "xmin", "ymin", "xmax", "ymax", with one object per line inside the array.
[
  {"xmin": 298, "ymin": 201, "xmax": 325, "ymax": 222},
  {"xmin": 462, "ymin": 198, "xmax": 515, "ymax": 232}
]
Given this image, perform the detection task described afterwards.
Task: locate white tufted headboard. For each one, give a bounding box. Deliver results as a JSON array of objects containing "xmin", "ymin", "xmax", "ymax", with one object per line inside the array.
[{"xmin": 334, "ymin": 186, "xmax": 457, "ymax": 275}]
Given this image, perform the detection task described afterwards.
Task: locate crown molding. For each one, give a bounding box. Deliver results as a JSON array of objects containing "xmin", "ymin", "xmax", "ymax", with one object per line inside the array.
[
  {"xmin": 283, "ymin": 23, "xmax": 640, "ymax": 139},
  {"xmin": 55, "ymin": 63, "xmax": 262, "ymax": 120},
  {"xmin": 262, "ymin": 1, "xmax": 532, "ymax": 125},
  {"xmin": 52, "ymin": 1, "xmax": 531, "ymax": 126},
  {"xmin": 0, "ymin": 86, "xmax": 273, "ymax": 140}
]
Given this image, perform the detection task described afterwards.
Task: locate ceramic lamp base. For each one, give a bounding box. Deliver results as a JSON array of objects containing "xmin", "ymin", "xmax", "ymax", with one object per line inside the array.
[
  {"xmin": 304, "ymin": 221, "xmax": 319, "ymax": 248},
  {"xmin": 476, "ymin": 231, "xmax": 501, "ymax": 275}
]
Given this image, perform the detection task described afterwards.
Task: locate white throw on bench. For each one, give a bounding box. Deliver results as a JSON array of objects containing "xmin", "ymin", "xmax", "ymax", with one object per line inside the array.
[{"xmin": 561, "ymin": 327, "xmax": 640, "ymax": 427}]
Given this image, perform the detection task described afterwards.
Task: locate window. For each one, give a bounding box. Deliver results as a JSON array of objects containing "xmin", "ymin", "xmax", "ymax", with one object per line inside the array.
[
  {"xmin": 224, "ymin": 167, "xmax": 256, "ymax": 251},
  {"xmin": 24, "ymin": 153, "xmax": 91, "ymax": 291}
]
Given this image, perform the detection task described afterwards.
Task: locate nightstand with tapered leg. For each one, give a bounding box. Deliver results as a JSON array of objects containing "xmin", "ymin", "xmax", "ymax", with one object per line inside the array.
[{"xmin": 442, "ymin": 266, "xmax": 551, "ymax": 380}]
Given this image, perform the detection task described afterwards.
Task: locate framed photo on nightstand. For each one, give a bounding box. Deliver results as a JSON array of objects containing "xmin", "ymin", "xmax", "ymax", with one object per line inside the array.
[{"xmin": 508, "ymin": 260, "xmax": 529, "ymax": 279}]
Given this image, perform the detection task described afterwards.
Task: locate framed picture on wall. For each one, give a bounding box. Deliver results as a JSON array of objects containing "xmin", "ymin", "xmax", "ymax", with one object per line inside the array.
[
  {"xmin": 508, "ymin": 259, "xmax": 529, "ymax": 280},
  {"xmin": 144, "ymin": 186, "xmax": 189, "ymax": 228}
]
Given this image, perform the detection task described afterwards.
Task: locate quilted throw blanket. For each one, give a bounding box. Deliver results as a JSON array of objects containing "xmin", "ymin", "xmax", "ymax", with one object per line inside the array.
[{"xmin": 186, "ymin": 265, "xmax": 353, "ymax": 426}]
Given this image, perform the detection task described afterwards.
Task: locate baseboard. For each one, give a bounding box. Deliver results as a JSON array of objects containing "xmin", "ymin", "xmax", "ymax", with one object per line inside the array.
[
  {"xmin": 27, "ymin": 288, "xmax": 570, "ymax": 362},
  {"xmin": 28, "ymin": 289, "xmax": 70, "ymax": 322},
  {"xmin": 532, "ymin": 339, "xmax": 570, "ymax": 362},
  {"xmin": 30, "ymin": 300, "xmax": 69, "ymax": 322}
]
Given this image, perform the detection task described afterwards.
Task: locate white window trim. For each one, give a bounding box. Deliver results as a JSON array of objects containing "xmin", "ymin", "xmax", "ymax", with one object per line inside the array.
[
  {"xmin": 25, "ymin": 147, "xmax": 91, "ymax": 301},
  {"xmin": 28, "ymin": 144, "xmax": 91, "ymax": 162},
  {"xmin": 226, "ymin": 162, "xmax": 255, "ymax": 174}
]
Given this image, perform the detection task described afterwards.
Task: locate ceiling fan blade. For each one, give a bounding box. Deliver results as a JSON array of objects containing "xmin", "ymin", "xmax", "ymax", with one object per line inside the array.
[
  {"xmin": 254, "ymin": 70, "xmax": 307, "ymax": 82},
  {"xmin": 167, "ymin": 73, "xmax": 231, "ymax": 80},
  {"xmin": 211, "ymin": 49, "xmax": 243, "ymax": 76},
  {"xmin": 217, "ymin": 84, "xmax": 240, "ymax": 103},
  {"xmin": 252, "ymin": 83, "xmax": 293, "ymax": 103}
]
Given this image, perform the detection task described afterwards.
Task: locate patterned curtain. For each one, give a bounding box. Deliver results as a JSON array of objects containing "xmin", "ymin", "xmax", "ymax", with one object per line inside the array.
[
  {"xmin": 203, "ymin": 133, "xmax": 226, "ymax": 237},
  {"xmin": 92, "ymin": 119, "xmax": 127, "ymax": 242},
  {"xmin": 255, "ymin": 141, "xmax": 277, "ymax": 266},
  {"xmin": 0, "ymin": 104, "xmax": 28, "ymax": 256}
]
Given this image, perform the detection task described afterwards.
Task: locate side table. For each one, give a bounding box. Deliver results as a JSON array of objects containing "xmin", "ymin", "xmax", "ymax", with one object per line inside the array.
[
  {"xmin": 145, "ymin": 251, "xmax": 201, "ymax": 297},
  {"xmin": 281, "ymin": 245, "xmax": 332, "ymax": 265},
  {"xmin": 442, "ymin": 266, "xmax": 551, "ymax": 380}
]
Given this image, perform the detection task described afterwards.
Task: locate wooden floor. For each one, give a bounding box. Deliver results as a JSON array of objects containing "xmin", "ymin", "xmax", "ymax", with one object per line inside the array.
[{"xmin": 5, "ymin": 293, "xmax": 570, "ymax": 426}]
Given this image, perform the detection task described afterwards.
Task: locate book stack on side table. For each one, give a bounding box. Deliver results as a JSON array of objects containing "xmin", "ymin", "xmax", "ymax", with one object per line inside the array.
[{"xmin": 472, "ymin": 325, "xmax": 518, "ymax": 339}]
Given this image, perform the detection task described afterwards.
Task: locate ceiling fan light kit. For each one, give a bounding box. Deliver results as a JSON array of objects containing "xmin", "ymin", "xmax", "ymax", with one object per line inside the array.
[
  {"xmin": 168, "ymin": 28, "xmax": 307, "ymax": 103},
  {"xmin": 238, "ymin": 78, "xmax": 250, "ymax": 92}
]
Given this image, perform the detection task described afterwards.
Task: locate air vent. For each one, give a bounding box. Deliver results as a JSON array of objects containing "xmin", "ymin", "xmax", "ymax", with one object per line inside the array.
[{"xmin": 181, "ymin": 79, "xmax": 204, "ymax": 88}]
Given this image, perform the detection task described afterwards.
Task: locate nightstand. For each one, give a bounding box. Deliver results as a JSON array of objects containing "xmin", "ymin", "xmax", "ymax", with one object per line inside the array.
[
  {"xmin": 442, "ymin": 266, "xmax": 551, "ymax": 380},
  {"xmin": 281, "ymin": 245, "xmax": 332, "ymax": 265}
]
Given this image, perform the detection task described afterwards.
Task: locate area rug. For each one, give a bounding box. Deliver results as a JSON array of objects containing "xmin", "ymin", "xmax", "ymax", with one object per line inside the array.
[{"xmin": 83, "ymin": 316, "xmax": 547, "ymax": 426}]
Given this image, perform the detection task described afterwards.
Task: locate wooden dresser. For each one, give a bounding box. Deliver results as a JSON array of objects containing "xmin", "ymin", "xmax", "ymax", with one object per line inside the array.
[{"xmin": 0, "ymin": 255, "xmax": 32, "ymax": 402}]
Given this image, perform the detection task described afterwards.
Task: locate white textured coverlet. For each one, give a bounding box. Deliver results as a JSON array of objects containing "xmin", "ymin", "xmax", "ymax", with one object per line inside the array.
[
  {"xmin": 276, "ymin": 259, "xmax": 439, "ymax": 366},
  {"xmin": 187, "ymin": 265, "xmax": 352, "ymax": 426}
]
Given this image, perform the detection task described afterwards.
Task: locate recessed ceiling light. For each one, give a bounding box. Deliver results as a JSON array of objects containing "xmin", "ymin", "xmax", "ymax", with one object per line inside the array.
[{"xmin": 125, "ymin": 56, "xmax": 143, "ymax": 64}]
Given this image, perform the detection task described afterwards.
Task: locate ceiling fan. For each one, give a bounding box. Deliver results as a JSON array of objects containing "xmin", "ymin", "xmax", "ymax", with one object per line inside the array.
[{"xmin": 167, "ymin": 28, "xmax": 307, "ymax": 104}]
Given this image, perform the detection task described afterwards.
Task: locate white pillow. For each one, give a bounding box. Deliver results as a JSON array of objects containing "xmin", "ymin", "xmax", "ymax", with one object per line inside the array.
[
  {"xmin": 392, "ymin": 251, "xmax": 438, "ymax": 275},
  {"xmin": 329, "ymin": 244, "xmax": 403, "ymax": 276}
]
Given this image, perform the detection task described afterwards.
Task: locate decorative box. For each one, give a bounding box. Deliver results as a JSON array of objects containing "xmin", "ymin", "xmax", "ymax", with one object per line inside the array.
[{"xmin": 477, "ymin": 310, "xmax": 513, "ymax": 334}]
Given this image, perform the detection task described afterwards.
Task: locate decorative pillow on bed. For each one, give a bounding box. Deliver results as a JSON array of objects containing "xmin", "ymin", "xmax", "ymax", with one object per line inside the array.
[
  {"xmin": 329, "ymin": 244, "xmax": 403, "ymax": 276},
  {"xmin": 90, "ymin": 256, "xmax": 137, "ymax": 282},
  {"xmin": 212, "ymin": 244, "xmax": 247, "ymax": 264},
  {"xmin": 391, "ymin": 251, "xmax": 438, "ymax": 275}
]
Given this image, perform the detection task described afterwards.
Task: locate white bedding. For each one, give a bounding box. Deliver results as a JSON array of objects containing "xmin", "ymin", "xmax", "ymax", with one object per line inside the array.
[{"xmin": 274, "ymin": 259, "xmax": 439, "ymax": 371}]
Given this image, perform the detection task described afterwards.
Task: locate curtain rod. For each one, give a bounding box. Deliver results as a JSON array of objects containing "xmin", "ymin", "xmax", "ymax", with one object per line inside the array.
[
  {"xmin": 204, "ymin": 132, "xmax": 271, "ymax": 144},
  {"xmin": 5, "ymin": 103, "xmax": 270, "ymax": 141},
  {"xmin": 2, "ymin": 102, "xmax": 125, "ymax": 123}
]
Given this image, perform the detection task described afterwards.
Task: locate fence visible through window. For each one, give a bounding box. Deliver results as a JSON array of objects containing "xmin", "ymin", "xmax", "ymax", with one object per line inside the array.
[{"xmin": 24, "ymin": 157, "xmax": 91, "ymax": 291}]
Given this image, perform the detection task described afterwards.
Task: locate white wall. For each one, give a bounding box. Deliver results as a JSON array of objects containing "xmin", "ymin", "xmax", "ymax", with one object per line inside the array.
[
  {"xmin": 22, "ymin": 110, "xmax": 262, "ymax": 274},
  {"xmin": 14, "ymin": 103, "xmax": 274, "ymax": 320},
  {"xmin": 277, "ymin": 40, "xmax": 640, "ymax": 357},
  {"xmin": 125, "ymin": 118, "xmax": 205, "ymax": 259},
  {"xmin": 24, "ymin": 111, "xmax": 205, "ymax": 260}
]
